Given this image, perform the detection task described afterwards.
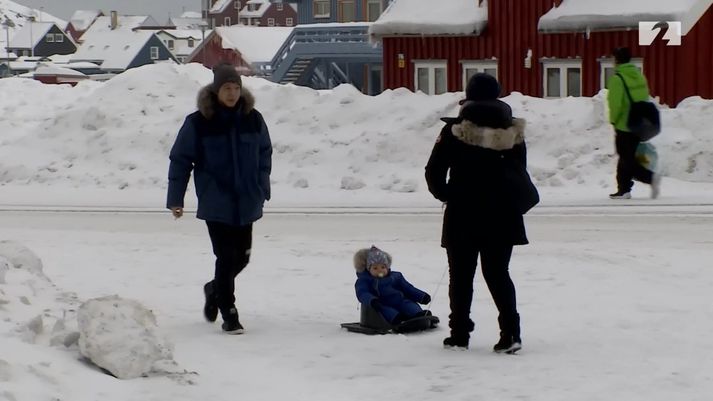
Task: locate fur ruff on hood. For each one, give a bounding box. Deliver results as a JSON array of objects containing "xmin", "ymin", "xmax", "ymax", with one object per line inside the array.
[
  {"xmin": 452, "ymin": 117, "xmax": 526, "ymax": 151},
  {"xmin": 197, "ymin": 84, "xmax": 255, "ymax": 120},
  {"xmin": 353, "ymin": 248, "xmax": 393, "ymax": 273}
]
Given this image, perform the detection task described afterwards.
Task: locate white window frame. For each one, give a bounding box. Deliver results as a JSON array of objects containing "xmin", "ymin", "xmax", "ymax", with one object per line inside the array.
[
  {"xmin": 55, "ymin": 34, "xmax": 64, "ymax": 42},
  {"xmin": 188, "ymin": 39, "xmax": 195, "ymax": 48},
  {"xmin": 286, "ymin": 17, "xmax": 293, "ymax": 26},
  {"xmin": 268, "ymin": 17, "xmax": 275, "ymax": 26},
  {"xmin": 599, "ymin": 58, "xmax": 644, "ymax": 90},
  {"xmin": 167, "ymin": 39, "xmax": 175, "ymax": 50},
  {"xmin": 367, "ymin": 0, "xmax": 383, "ymax": 22},
  {"xmin": 150, "ymin": 46, "xmax": 159, "ymax": 60},
  {"xmin": 234, "ymin": 0, "xmax": 241, "ymax": 9},
  {"xmin": 460, "ymin": 60, "xmax": 498, "ymax": 90},
  {"xmin": 414, "ymin": 60, "xmax": 448, "ymax": 95},
  {"xmin": 313, "ymin": 0, "xmax": 331, "ymax": 18},
  {"xmin": 541, "ymin": 59, "xmax": 582, "ymax": 98},
  {"xmin": 224, "ymin": 16, "xmax": 231, "ymax": 25},
  {"xmin": 277, "ymin": 3, "xmax": 284, "ymax": 11},
  {"xmin": 46, "ymin": 34, "xmax": 54, "ymax": 43}
]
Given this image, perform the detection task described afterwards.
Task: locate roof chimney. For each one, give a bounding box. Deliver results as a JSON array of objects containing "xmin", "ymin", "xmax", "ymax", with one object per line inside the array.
[{"xmin": 110, "ymin": 10, "xmax": 118, "ymax": 30}]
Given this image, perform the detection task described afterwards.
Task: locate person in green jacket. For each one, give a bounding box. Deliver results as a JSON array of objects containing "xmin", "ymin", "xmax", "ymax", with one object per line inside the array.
[{"xmin": 606, "ymin": 47, "xmax": 661, "ymax": 199}]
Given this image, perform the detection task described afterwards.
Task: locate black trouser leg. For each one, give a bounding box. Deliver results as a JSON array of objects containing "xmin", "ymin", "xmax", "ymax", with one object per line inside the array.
[
  {"xmin": 615, "ymin": 130, "xmax": 653, "ymax": 192},
  {"xmin": 445, "ymin": 247, "xmax": 478, "ymax": 339},
  {"xmin": 206, "ymin": 221, "xmax": 253, "ymax": 319},
  {"xmin": 480, "ymin": 244, "xmax": 520, "ymax": 339}
]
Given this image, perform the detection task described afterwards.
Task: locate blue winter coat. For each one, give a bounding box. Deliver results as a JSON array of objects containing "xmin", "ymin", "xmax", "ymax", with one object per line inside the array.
[
  {"xmin": 167, "ymin": 85, "xmax": 272, "ymax": 226},
  {"xmin": 355, "ymin": 270, "xmax": 427, "ymax": 322}
]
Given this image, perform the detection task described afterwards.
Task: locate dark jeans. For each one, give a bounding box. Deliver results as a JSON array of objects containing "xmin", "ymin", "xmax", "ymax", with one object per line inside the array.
[
  {"xmin": 446, "ymin": 244, "xmax": 519, "ymax": 339},
  {"xmin": 206, "ymin": 221, "xmax": 253, "ymax": 317},
  {"xmin": 615, "ymin": 130, "xmax": 653, "ymax": 192}
]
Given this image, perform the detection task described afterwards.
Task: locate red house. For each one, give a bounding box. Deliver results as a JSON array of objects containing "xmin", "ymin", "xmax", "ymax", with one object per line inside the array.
[
  {"xmin": 239, "ymin": 0, "xmax": 298, "ymax": 27},
  {"xmin": 66, "ymin": 10, "xmax": 104, "ymax": 42},
  {"xmin": 203, "ymin": 0, "xmax": 242, "ymax": 28},
  {"xmin": 370, "ymin": 0, "xmax": 713, "ymax": 107}
]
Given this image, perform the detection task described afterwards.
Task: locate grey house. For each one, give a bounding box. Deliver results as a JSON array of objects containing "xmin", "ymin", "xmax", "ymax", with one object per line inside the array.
[
  {"xmin": 7, "ymin": 22, "xmax": 77, "ymax": 57},
  {"xmin": 71, "ymin": 30, "xmax": 176, "ymax": 73}
]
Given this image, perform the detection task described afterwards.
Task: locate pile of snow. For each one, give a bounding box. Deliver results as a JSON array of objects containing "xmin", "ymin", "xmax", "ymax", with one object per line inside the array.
[
  {"xmin": 0, "ymin": 62, "xmax": 712, "ymax": 208},
  {"xmin": 370, "ymin": 0, "xmax": 488, "ymax": 37},
  {"xmin": 77, "ymin": 296, "xmax": 175, "ymax": 379}
]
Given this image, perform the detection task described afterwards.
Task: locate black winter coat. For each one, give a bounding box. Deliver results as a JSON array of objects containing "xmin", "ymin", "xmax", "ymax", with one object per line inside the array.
[{"xmin": 425, "ymin": 100, "xmax": 529, "ymax": 248}]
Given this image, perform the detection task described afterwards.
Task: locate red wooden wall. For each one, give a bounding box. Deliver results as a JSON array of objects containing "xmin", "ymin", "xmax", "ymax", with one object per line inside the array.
[{"xmin": 382, "ymin": 0, "xmax": 713, "ymax": 106}]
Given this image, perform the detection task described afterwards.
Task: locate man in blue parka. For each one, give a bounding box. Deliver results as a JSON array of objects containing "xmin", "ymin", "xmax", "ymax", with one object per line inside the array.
[{"xmin": 167, "ymin": 63, "xmax": 272, "ymax": 334}]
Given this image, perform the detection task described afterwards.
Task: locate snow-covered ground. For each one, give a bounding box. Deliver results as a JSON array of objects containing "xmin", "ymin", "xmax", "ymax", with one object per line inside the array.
[
  {"xmin": 1, "ymin": 210, "xmax": 712, "ymax": 400},
  {"xmin": 1, "ymin": 62, "xmax": 713, "ymax": 400}
]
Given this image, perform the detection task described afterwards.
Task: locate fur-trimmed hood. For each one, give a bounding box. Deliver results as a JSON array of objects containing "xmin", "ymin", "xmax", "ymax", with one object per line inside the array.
[
  {"xmin": 452, "ymin": 117, "xmax": 526, "ymax": 151},
  {"xmin": 197, "ymin": 84, "xmax": 255, "ymax": 120},
  {"xmin": 353, "ymin": 248, "xmax": 392, "ymax": 273}
]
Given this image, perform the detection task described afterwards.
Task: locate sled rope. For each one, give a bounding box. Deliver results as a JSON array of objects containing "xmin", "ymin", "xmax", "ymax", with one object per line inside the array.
[{"xmin": 426, "ymin": 263, "xmax": 449, "ymax": 311}]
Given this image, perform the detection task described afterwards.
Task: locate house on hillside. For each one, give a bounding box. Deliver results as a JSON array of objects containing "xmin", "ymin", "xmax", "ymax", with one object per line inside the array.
[
  {"xmin": 66, "ymin": 10, "xmax": 104, "ymax": 42},
  {"xmin": 292, "ymin": 0, "xmax": 388, "ymax": 23},
  {"xmin": 71, "ymin": 30, "xmax": 176, "ymax": 73},
  {"xmin": 157, "ymin": 30, "xmax": 209, "ymax": 63},
  {"xmin": 188, "ymin": 25, "xmax": 293, "ymax": 75},
  {"xmin": 239, "ymin": 0, "xmax": 298, "ymax": 27},
  {"xmin": 370, "ymin": 0, "xmax": 713, "ymax": 107},
  {"xmin": 6, "ymin": 22, "xmax": 76, "ymax": 57},
  {"xmin": 168, "ymin": 12, "xmax": 207, "ymax": 30},
  {"xmin": 79, "ymin": 12, "xmax": 160, "ymax": 38},
  {"xmin": 202, "ymin": 0, "xmax": 241, "ymax": 28}
]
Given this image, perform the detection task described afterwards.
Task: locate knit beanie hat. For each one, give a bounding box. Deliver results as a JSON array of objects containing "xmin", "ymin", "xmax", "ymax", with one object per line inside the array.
[
  {"xmin": 212, "ymin": 63, "xmax": 242, "ymax": 93},
  {"xmin": 464, "ymin": 72, "xmax": 501, "ymax": 102},
  {"xmin": 366, "ymin": 246, "xmax": 390, "ymax": 271}
]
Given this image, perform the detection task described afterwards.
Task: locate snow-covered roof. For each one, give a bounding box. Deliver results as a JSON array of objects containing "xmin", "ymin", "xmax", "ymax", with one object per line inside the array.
[
  {"xmin": 210, "ymin": 0, "xmax": 233, "ymax": 13},
  {"xmin": 181, "ymin": 11, "xmax": 202, "ymax": 18},
  {"xmin": 159, "ymin": 29, "xmax": 205, "ymax": 40},
  {"xmin": 240, "ymin": 0, "xmax": 270, "ymax": 18},
  {"xmin": 34, "ymin": 65, "xmax": 87, "ymax": 77},
  {"xmin": 539, "ymin": 0, "xmax": 713, "ymax": 35},
  {"xmin": 0, "ymin": 50, "xmax": 17, "ymax": 59},
  {"xmin": 69, "ymin": 10, "xmax": 103, "ymax": 31},
  {"xmin": 168, "ymin": 17, "xmax": 206, "ymax": 30},
  {"xmin": 369, "ymin": 0, "xmax": 489, "ymax": 37},
  {"xmin": 7, "ymin": 22, "xmax": 56, "ymax": 49},
  {"xmin": 158, "ymin": 30, "xmax": 209, "ymax": 57},
  {"xmin": 80, "ymin": 15, "xmax": 159, "ymax": 39},
  {"xmin": 0, "ymin": 0, "xmax": 67, "ymax": 36},
  {"xmin": 72, "ymin": 30, "xmax": 157, "ymax": 71},
  {"xmin": 216, "ymin": 25, "xmax": 293, "ymax": 64}
]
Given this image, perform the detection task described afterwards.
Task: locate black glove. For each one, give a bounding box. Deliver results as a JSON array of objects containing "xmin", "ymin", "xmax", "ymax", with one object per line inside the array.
[
  {"xmin": 420, "ymin": 294, "xmax": 431, "ymax": 305},
  {"xmin": 370, "ymin": 298, "xmax": 382, "ymax": 310}
]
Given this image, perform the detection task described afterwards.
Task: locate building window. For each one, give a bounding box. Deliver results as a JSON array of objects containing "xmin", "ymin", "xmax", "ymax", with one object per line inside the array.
[
  {"xmin": 268, "ymin": 18, "xmax": 275, "ymax": 26},
  {"xmin": 313, "ymin": 0, "xmax": 330, "ymax": 18},
  {"xmin": 248, "ymin": 3, "xmax": 259, "ymax": 11},
  {"xmin": 461, "ymin": 60, "xmax": 498, "ymax": 90},
  {"xmin": 286, "ymin": 17, "xmax": 293, "ymax": 26},
  {"xmin": 234, "ymin": 0, "xmax": 241, "ymax": 9},
  {"xmin": 46, "ymin": 34, "xmax": 54, "ymax": 43},
  {"xmin": 150, "ymin": 46, "xmax": 159, "ymax": 60},
  {"xmin": 55, "ymin": 34, "xmax": 64, "ymax": 42},
  {"xmin": 541, "ymin": 60, "xmax": 582, "ymax": 98},
  {"xmin": 338, "ymin": 0, "xmax": 356, "ymax": 22},
  {"xmin": 277, "ymin": 3, "xmax": 284, "ymax": 11},
  {"xmin": 167, "ymin": 39, "xmax": 175, "ymax": 50},
  {"xmin": 600, "ymin": 58, "xmax": 644, "ymax": 90},
  {"xmin": 188, "ymin": 39, "xmax": 195, "ymax": 48},
  {"xmin": 414, "ymin": 60, "xmax": 448, "ymax": 95},
  {"xmin": 367, "ymin": 0, "xmax": 382, "ymax": 22},
  {"xmin": 224, "ymin": 16, "xmax": 231, "ymax": 25}
]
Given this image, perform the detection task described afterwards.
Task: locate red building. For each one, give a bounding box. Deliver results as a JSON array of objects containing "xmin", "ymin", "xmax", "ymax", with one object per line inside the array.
[
  {"xmin": 370, "ymin": 0, "xmax": 713, "ymax": 107},
  {"xmin": 240, "ymin": 0, "xmax": 298, "ymax": 27},
  {"xmin": 203, "ymin": 0, "xmax": 242, "ymax": 28}
]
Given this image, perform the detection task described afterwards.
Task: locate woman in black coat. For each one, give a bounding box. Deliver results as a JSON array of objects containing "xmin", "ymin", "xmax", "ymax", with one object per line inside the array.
[{"xmin": 425, "ymin": 73, "xmax": 531, "ymax": 353}]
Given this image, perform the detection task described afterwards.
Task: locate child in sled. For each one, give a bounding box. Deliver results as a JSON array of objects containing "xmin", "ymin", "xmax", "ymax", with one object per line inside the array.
[{"xmin": 353, "ymin": 246, "xmax": 432, "ymax": 324}]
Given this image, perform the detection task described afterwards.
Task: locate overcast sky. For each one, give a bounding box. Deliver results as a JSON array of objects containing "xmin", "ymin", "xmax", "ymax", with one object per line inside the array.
[{"xmin": 14, "ymin": 0, "xmax": 202, "ymax": 23}]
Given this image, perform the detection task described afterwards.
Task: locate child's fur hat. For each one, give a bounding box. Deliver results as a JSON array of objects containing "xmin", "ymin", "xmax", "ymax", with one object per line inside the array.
[{"xmin": 353, "ymin": 246, "xmax": 392, "ymax": 273}]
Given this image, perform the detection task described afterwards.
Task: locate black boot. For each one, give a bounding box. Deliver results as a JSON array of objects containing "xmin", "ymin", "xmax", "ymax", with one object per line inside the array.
[
  {"xmin": 494, "ymin": 313, "xmax": 521, "ymax": 354},
  {"xmin": 203, "ymin": 281, "xmax": 218, "ymax": 323},
  {"xmin": 443, "ymin": 334, "xmax": 469, "ymax": 350},
  {"xmin": 221, "ymin": 306, "xmax": 245, "ymax": 334}
]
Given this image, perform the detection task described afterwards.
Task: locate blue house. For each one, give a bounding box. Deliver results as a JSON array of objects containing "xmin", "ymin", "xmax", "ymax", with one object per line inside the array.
[
  {"xmin": 267, "ymin": 0, "xmax": 389, "ymax": 94},
  {"xmin": 71, "ymin": 30, "xmax": 176, "ymax": 73}
]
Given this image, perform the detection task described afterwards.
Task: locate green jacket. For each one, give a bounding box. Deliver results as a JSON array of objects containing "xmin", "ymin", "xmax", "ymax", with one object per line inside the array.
[{"xmin": 607, "ymin": 63, "xmax": 651, "ymax": 132}]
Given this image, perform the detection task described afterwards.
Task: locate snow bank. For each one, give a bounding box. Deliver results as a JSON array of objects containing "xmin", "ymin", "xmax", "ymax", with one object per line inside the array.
[
  {"xmin": 0, "ymin": 63, "xmax": 712, "ymax": 208},
  {"xmin": 77, "ymin": 296, "xmax": 175, "ymax": 379}
]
